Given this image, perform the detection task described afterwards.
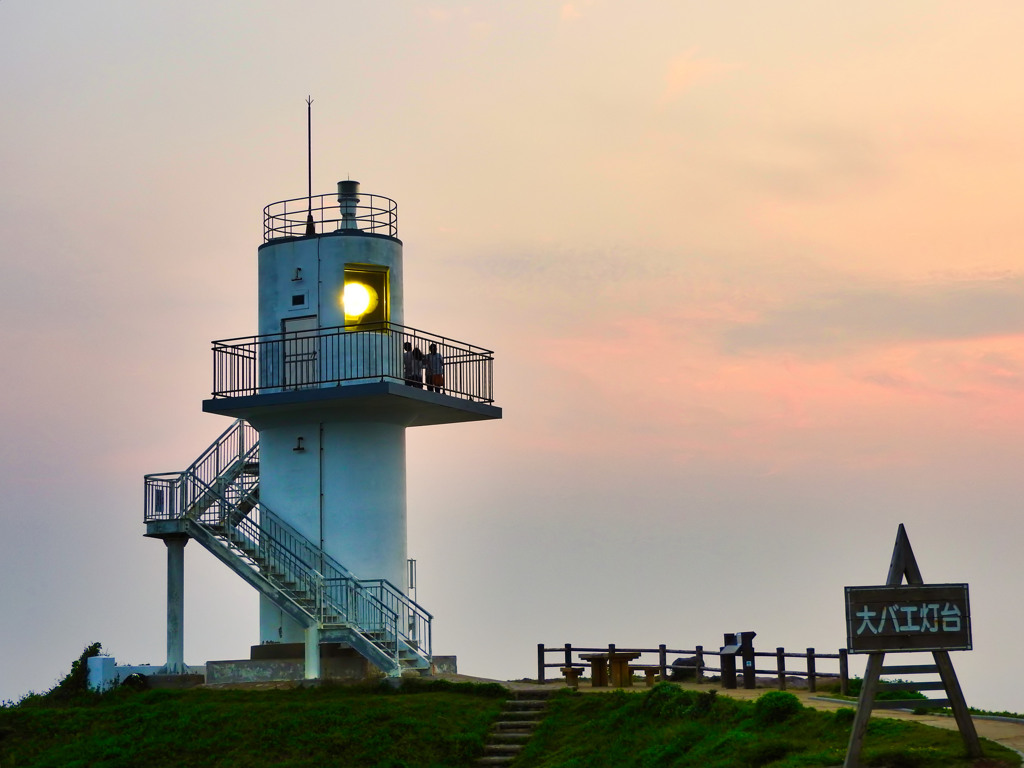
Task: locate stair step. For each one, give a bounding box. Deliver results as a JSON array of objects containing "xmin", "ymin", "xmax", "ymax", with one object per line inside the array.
[
  {"xmin": 507, "ymin": 694, "xmax": 550, "ymax": 702},
  {"xmin": 494, "ymin": 711, "xmax": 544, "ymax": 722},
  {"xmin": 489, "ymin": 733, "xmax": 531, "ymax": 744},
  {"xmin": 505, "ymin": 701, "xmax": 547, "ymax": 711},
  {"xmin": 484, "ymin": 745, "xmax": 523, "ymax": 755},
  {"xmin": 491, "ymin": 722, "xmax": 536, "ymax": 732}
]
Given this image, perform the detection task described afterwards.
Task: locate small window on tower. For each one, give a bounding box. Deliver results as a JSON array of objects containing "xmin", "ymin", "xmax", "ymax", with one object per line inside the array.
[
  {"xmin": 341, "ymin": 265, "xmax": 389, "ymax": 328},
  {"xmin": 292, "ymin": 293, "xmax": 307, "ymax": 307}
]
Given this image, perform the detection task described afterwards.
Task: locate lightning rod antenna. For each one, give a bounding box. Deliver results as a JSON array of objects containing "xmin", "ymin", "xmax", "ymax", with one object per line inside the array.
[{"xmin": 305, "ymin": 96, "xmax": 315, "ymax": 236}]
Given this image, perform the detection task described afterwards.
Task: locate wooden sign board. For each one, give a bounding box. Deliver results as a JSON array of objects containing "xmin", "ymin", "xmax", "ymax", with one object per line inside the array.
[
  {"xmin": 845, "ymin": 583, "xmax": 971, "ymax": 653},
  {"xmin": 842, "ymin": 526, "xmax": 980, "ymax": 768}
]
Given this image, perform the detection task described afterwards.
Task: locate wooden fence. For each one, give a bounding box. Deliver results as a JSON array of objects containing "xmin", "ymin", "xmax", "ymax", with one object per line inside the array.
[{"xmin": 537, "ymin": 642, "xmax": 851, "ymax": 694}]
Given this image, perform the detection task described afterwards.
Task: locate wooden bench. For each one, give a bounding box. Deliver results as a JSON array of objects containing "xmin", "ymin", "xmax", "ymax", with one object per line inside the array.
[
  {"xmin": 631, "ymin": 665, "xmax": 663, "ymax": 687},
  {"xmin": 560, "ymin": 665, "xmax": 586, "ymax": 688}
]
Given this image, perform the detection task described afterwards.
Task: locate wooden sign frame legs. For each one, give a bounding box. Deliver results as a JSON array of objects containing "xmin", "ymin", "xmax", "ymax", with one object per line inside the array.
[{"xmin": 843, "ymin": 525, "xmax": 981, "ymax": 768}]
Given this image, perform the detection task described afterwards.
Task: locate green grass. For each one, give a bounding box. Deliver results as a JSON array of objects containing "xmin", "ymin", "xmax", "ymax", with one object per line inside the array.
[
  {"xmin": 0, "ymin": 679, "xmax": 506, "ymax": 768},
  {"xmin": 2, "ymin": 647, "xmax": 1019, "ymax": 768},
  {"xmin": 511, "ymin": 684, "xmax": 1022, "ymax": 768}
]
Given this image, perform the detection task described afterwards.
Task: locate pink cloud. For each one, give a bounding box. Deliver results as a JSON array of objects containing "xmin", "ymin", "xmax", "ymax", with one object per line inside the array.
[{"xmin": 494, "ymin": 311, "xmax": 1024, "ymax": 480}]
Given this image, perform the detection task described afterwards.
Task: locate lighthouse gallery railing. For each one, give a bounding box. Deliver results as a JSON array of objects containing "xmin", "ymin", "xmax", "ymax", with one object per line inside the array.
[
  {"xmin": 209, "ymin": 321, "xmax": 494, "ymax": 404},
  {"xmin": 144, "ymin": 419, "xmax": 432, "ymax": 668},
  {"xmin": 263, "ymin": 191, "xmax": 397, "ymax": 241}
]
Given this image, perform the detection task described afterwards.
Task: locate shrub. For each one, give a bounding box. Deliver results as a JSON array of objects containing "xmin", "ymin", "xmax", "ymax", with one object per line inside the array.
[
  {"xmin": 43, "ymin": 642, "xmax": 102, "ymax": 702},
  {"xmin": 641, "ymin": 683, "xmax": 694, "ymax": 718},
  {"xmin": 120, "ymin": 673, "xmax": 149, "ymax": 692},
  {"xmin": 753, "ymin": 691, "xmax": 802, "ymax": 725},
  {"xmin": 834, "ymin": 707, "xmax": 856, "ymax": 726},
  {"xmin": 689, "ymin": 689, "xmax": 717, "ymax": 717}
]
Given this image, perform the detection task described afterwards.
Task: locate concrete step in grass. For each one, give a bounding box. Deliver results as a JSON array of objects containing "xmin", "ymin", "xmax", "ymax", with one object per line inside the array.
[
  {"xmin": 505, "ymin": 700, "xmax": 547, "ymax": 710},
  {"xmin": 483, "ymin": 744, "xmax": 524, "ymax": 756},
  {"xmin": 475, "ymin": 695, "xmax": 550, "ymax": 767},
  {"xmin": 495, "ymin": 710, "xmax": 545, "ymax": 722},
  {"xmin": 489, "ymin": 732, "xmax": 531, "ymax": 744}
]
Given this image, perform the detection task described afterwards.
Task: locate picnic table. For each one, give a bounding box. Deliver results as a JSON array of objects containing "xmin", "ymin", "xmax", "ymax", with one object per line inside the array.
[{"xmin": 579, "ymin": 651, "xmax": 643, "ymax": 687}]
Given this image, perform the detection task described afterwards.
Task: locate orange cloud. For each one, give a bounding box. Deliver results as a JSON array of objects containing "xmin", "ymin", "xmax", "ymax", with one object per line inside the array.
[
  {"xmin": 660, "ymin": 49, "xmax": 736, "ymax": 104},
  {"xmin": 560, "ymin": 3, "xmax": 583, "ymax": 21}
]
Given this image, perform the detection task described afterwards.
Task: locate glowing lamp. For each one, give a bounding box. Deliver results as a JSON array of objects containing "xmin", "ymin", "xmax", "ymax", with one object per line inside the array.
[
  {"xmin": 343, "ymin": 281, "xmax": 377, "ymax": 319},
  {"xmin": 342, "ymin": 265, "xmax": 389, "ymax": 326}
]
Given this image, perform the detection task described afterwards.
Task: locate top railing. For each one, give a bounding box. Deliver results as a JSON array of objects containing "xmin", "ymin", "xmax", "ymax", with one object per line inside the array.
[{"xmin": 263, "ymin": 191, "xmax": 398, "ymax": 242}]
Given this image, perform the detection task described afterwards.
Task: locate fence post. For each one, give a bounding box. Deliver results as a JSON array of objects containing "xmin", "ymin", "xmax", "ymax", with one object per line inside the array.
[
  {"xmin": 608, "ymin": 643, "xmax": 617, "ymax": 686},
  {"xmin": 658, "ymin": 644, "xmax": 667, "ymax": 682},
  {"xmin": 839, "ymin": 648, "xmax": 849, "ymax": 696},
  {"xmin": 537, "ymin": 644, "xmax": 546, "ymax": 684},
  {"xmin": 806, "ymin": 648, "xmax": 816, "ymax": 693},
  {"xmin": 564, "ymin": 643, "xmax": 573, "ymax": 671},
  {"xmin": 695, "ymin": 645, "xmax": 704, "ymax": 682},
  {"xmin": 776, "ymin": 647, "xmax": 786, "ymax": 691}
]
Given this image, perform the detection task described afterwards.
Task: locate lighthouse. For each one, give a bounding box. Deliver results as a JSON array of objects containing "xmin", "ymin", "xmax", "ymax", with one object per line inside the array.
[{"xmin": 144, "ymin": 181, "xmax": 500, "ymax": 680}]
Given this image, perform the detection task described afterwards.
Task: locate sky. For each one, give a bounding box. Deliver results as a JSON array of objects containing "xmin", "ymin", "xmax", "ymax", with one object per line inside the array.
[{"xmin": 2, "ymin": 1, "xmax": 1024, "ymax": 712}]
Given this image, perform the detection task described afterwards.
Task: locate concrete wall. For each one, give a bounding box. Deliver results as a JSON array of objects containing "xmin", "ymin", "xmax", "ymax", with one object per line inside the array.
[
  {"xmin": 86, "ymin": 656, "xmax": 205, "ymax": 691},
  {"xmin": 255, "ymin": 408, "xmax": 408, "ymax": 644},
  {"xmin": 257, "ymin": 231, "xmax": 404, "ymax": 337},
  {"xmin": 208, "ymin": 644, "xmax": 376, "ymax": 685}
]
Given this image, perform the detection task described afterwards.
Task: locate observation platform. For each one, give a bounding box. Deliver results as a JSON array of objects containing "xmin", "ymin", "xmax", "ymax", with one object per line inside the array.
[{"xmin": 202, "ymin": 321, "xmax": 500, "ymax": 426}]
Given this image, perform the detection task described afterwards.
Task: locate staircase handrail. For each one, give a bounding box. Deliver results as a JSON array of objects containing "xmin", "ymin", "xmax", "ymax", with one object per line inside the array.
[
  {"xmin": 144, "ymin": 419, "xmax": 257, "ymax": 522},
  {"xmin": 220, "ymin": 508, "xmax": 402, "ymax": 662},
  {"xmin": 259, "ymin": 506, "xmax": 432, "ymax": 654},
  {"xmin": 176, "ymin": 463, "xmax": 411, "ymax": 665}
]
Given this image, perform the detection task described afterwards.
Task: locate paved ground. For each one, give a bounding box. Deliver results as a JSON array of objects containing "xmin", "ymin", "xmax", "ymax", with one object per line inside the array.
[{"xmin": 441, "ymin": 674, "xmax": 1024, "ymax": 759}]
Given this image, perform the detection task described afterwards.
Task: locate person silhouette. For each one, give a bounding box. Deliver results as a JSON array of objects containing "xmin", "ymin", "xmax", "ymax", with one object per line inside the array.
[{"xmin": 425, "ymin": 343, "xmax": 444, "ymax": 393}]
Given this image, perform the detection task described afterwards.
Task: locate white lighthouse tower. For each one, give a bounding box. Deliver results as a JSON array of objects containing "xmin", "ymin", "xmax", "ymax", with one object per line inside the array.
[{"xmin": 144, "ymin": 180, "xmax": 500, "ymax": 679}]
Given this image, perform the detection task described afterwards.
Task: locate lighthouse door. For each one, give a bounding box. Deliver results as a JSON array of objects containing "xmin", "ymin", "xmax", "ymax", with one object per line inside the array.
[{"xmin": 282, "ymin": 315, "xmax": 318, "ymax": 389}]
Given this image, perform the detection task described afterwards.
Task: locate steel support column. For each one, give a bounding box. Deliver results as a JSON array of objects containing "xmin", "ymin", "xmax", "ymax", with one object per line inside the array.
[
  {"xmin": 305, "ymin": 625, "xmax": 321, "ymax": 680},
  {"xmin": 164, "ymin": 536, "xmax": 188, "ymax": 674}
]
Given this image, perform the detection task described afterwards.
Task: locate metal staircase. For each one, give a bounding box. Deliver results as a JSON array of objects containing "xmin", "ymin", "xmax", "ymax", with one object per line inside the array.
[{"xmin": 144, "ymin": 419, "xmax": 432, "ymax": 677}]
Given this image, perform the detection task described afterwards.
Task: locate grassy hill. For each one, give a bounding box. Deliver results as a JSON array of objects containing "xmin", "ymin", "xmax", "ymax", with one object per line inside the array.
[
  {"xmin": 1, "ymin": 645, "xmax": 1019, "ymax": 768},
  {"xmin": 0, "ymin": 680, "xmax": 505, "ymax": 768},
  {"xmin": 3, "ymin": 682, "xmax": 1020, "ymax": 768},
  {"xmin": 514, "ymin": 685, "xmax": 1022, "ymax": 768}
]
